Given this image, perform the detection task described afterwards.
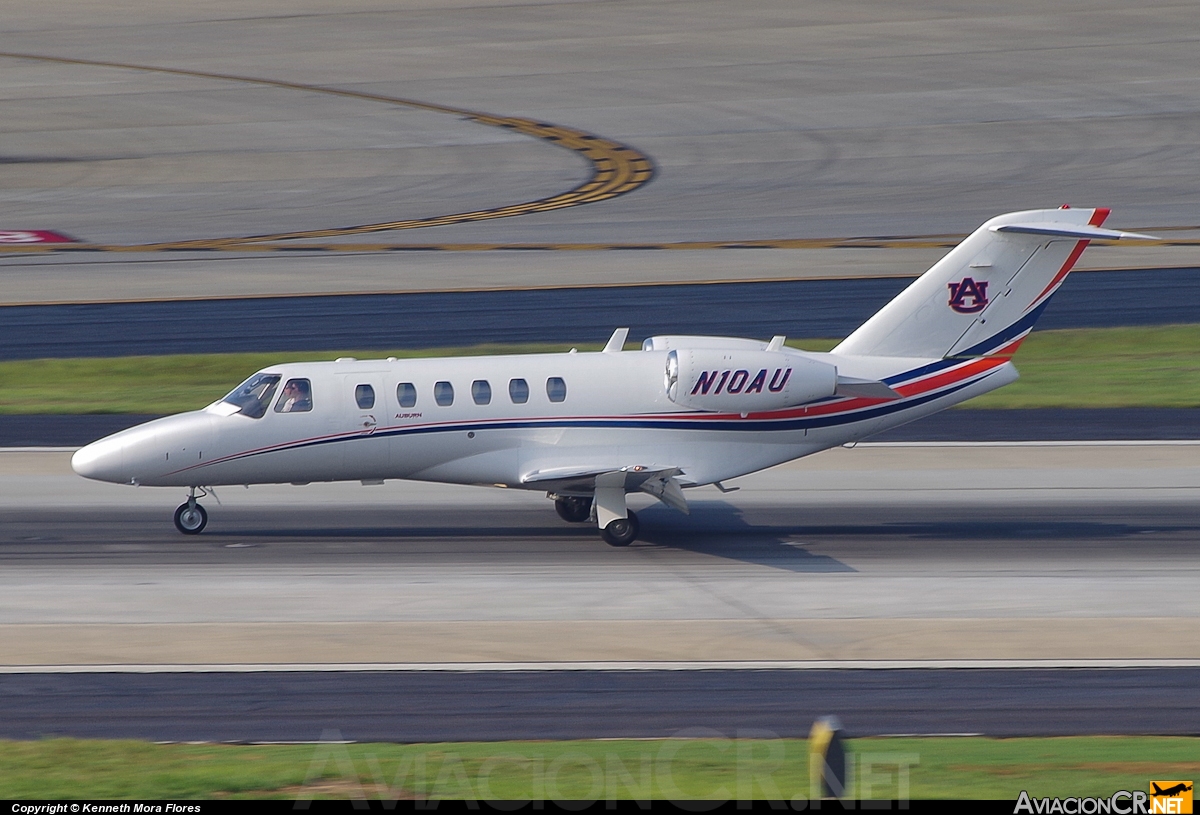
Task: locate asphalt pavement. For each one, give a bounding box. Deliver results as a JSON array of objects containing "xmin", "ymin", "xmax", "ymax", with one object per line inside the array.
[
  {"xmin": 1, "ymin": 268, "xmax": 1197, "ymax": 361},
  {"xmin": 3, "ymin": 669, "xmax": 1197, "ymax": 741},
  {"xmin": 5, "ymin": 0, "xmax": 1200, "ymax": 751}
]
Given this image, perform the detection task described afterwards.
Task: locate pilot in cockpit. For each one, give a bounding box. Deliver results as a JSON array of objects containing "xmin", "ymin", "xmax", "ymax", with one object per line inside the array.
[{"xmin": 276, "ymin": 379, "xmax": 312, "ymax": 413}]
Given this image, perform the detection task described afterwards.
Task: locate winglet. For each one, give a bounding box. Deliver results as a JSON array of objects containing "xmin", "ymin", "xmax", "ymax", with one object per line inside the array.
[{"xmin": 603, "ymin": 327, "xmax": 630, "ymax": 353}]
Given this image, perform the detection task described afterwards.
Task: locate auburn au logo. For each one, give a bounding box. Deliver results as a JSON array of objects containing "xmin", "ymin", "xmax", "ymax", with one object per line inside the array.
[{"xmin": 948, "ymin": 277, "xmax": 990, "ymax": 313}]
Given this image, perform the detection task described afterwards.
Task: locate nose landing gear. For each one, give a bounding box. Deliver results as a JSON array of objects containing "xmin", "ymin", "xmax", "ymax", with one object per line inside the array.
[{"xmin": 173, "ymin": 487, "xmax": 209, "ymax": 534}]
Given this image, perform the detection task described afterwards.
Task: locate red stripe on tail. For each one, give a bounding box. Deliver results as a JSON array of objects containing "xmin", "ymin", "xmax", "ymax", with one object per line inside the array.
[{"xmin": 1027, "ymin": 208, "xmax": 1111, "ymax": 308}]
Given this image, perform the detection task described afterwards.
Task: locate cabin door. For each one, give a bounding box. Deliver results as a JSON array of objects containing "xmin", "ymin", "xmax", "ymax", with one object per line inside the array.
[{"xmin": 339, "ymin": 373, "xmax": 391, "ymax": 478}]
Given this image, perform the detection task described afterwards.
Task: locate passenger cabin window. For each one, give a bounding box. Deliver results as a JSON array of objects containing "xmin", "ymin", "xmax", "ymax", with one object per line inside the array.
[
  {"xmin": 221, "ymin": 373, "xmax": 280, "ymax": 420},
  {"xmin": 509, "ymin": 378, "xmax": 529, "ymax": 404},
  {"xmin": 396, "ymin": 382, "xmax": 417, "ymax": 408},
  {"xmin": 355, "ymin": 384, "xmax": 375, "ymax": 409},
  {"xmin": 546, "ymin": 377, "xmax": 567, "ymax": 403},
  {"xmin": 471, "ymin": 380, "xmax": 491, "ymax": 405},
  {"xmin": 275, "ymin": 378, "xmax": 313, "ymax": 413},
  {"xmin": 434, "ymin": 381, "xmax": 454, "ymax": 406}
]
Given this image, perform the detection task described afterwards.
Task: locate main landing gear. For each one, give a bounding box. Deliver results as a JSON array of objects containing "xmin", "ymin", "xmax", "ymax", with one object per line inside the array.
[
  {"xmin": 599, "ymin": 511, "xmax": 639, "ymax": 547},
  {"xmin": 173, "ymin": 487, "xmax": 209, "ymax": 535},
  {"xmin": 554, "ymin": 496, "xmax": 592, "ymax": 523},
  {"xmin": 551, "ymin": 489, "xmax": 640, "ymax": 547}
]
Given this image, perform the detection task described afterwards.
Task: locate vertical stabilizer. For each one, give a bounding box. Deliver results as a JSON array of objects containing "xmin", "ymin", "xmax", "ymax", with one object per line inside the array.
[{"xmin": 833, "ymin": 208, "xmax": 1152, "ymax": 359}]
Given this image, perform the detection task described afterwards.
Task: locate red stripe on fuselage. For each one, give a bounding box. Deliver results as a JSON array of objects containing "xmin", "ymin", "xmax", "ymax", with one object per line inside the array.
[
  {"xmin": 893, "ymin": 355, "xmax": 1007, "ymax": 398},
  {"xmin": 744, "ymin": 355, "xmax": 1007, "ymax": 421}
]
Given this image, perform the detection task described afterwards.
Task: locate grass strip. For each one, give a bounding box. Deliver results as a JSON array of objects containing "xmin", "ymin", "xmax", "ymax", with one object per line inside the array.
[
  {"xmin": 1, "ymin": 325, "xmax": 1199, "ymax": 414},
  {"xmin": 0, "ymin": 343, "xmax": 601, "ymax": 416},
  {"xmin": 966, "ymin": 324, "xmax": 1200, "ymax": 409},
  {"xmin": 0, "ymin": 736, "xmax": 1196, "ymax": 800}
]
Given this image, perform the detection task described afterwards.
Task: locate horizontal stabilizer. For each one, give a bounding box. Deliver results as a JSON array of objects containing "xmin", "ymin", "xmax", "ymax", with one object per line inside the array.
[
  {"xmin": 991, "ymin": 223, "xmax": 1158, "ymax": 241},
  {"xmin": 835, "ymin": 375, "xmax": 900, "ymax": 400}
]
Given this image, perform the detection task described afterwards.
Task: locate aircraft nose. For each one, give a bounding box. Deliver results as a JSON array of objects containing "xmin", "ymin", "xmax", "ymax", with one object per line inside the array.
[{"xmin": 71, "ymin": 437, "xmax": 127, "ymax": 483}]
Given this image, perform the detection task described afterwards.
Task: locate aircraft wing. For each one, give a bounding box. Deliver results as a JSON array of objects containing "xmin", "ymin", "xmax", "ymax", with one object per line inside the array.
[{"xmin": 521, "ymin": 464, "xmax": 690, "ymax": 514}]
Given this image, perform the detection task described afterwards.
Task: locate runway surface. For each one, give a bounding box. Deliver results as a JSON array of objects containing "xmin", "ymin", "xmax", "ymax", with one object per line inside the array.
[
  {"xmin": 3, "ymin": 443, "xmax": 1199, "ymax": 739},
  {"xmin": 3, "ymin": 268, "xmax": 1199, "ymax": 360},
  {"xmin": 4, "ymin": 669, "xmax": 1199, "ymax": 741},
  {"xmin": 3, "ymin": 445, "xmax": 1198, "ymax": 668},
  {"xmin": 4, "ymin": 0, "xmax": 1200, "ymax": 744}
]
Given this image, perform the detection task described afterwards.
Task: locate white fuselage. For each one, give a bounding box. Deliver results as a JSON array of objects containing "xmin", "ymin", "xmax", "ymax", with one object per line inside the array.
[{"xmin": 70, "ymin": 345, "xmax": 1016, "ymax": 491}]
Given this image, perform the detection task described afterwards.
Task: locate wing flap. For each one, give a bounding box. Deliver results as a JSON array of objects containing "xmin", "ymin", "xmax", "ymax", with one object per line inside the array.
[
  {"xmin": 522, "ymin": 464, "xmax": 690, "ymax": 514},
  {"xmin": 522, "ymin": 464, "xmax": 683, "ymax": 487},
  {"xmin": 638, "ymin": 473, "xmax": 689, "ymax": 514}
]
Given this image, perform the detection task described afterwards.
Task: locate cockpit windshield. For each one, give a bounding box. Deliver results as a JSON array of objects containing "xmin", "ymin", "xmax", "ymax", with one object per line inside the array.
[{"xmin": 221, "ymin": 373, "xmax": 281, "ymax": 419}]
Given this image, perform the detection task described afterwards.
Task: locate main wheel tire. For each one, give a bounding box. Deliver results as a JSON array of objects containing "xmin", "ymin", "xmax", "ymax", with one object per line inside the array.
[
  {"xmin": 600, "ymin": 510, "xmax": 639, "ymax": 547},
  {"xmin": 554, "ymin": 496, "xmax": 592, "ymax": 523},
  {"xmin": 173, "ymin": 502, "xmax": 208, "ymax": 535}
]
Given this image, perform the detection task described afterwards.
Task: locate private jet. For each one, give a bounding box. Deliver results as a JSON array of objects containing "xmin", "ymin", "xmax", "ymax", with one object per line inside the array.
[{"xmin": 72, "ymin": 208, "xmax": 1153, "ymax": 544}]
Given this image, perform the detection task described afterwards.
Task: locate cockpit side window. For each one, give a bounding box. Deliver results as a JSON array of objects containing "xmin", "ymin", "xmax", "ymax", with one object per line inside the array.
[
  {"xmin": 275, "ymin": 378, "xmax": 313, "ymax": 413},
  {"xmin": 221, "ymin": 373, "xmax": 281, "ymax": 419}
]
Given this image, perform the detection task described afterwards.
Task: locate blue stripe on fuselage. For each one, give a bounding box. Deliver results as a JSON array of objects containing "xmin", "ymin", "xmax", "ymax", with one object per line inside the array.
[{"xmin": 202, "ymin": 371, "xmax": 991, "ymax": 469}]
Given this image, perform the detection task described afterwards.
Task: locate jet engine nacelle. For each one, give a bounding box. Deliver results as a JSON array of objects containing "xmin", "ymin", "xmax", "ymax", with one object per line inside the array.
[{"xmin": 665, "ymin": 349, "xmax": 838, "ymax": 412}]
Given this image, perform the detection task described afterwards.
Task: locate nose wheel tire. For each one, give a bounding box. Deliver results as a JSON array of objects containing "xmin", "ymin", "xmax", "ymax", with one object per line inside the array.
[
  {"xmin": 600, "ymin": 511, "xmax": 639, "ymax": 547},
  {"xmin": 554, "ymin": 496, "xmax": 593, "ymax": 523},
  {"xmin": 173, "ymin": 502, "xmax": 208, "ymax": 535}
]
